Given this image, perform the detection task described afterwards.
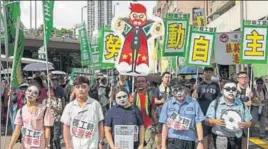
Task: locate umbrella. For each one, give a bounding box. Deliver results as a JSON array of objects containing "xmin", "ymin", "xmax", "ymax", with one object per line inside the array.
[
  {"xmin": 51, "ymin": 70, "xmax": 66, "ymax": 75},
  {"xmin": 23, "ymin": 63, "xmax": 54, "ymax": 71},
  {"xmin": 147, "ymin": 74, "xmax": 162, "ymax": 84},
  {"xmin": 179, "ymin": 66, "xmax": 203, "ymax": 75},
  {"xmin": 0, "ymin": 68, "xmax": 12, "ymax": 74}
]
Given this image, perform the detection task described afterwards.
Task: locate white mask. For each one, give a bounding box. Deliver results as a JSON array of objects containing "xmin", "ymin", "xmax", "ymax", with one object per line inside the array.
[
  {"xmin": 25, "ymin": 86, "xmax": 39, "ymax": 101},
  {"xmin": 116, "ymin": 91, "xmax": 128, "ymax": 106},
  {"xmin": 171, "ymin": 85, "xmax": 186, "ymax": 97},
  {"xmin": 223, "ymin": 82, "xmax": 237, "ymax": 100}
]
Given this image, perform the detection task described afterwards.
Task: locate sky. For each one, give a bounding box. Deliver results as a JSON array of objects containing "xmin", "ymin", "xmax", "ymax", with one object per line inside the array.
[{"xmin": 20, "ymin": 1, "xmax": 157, "ymax": 29}]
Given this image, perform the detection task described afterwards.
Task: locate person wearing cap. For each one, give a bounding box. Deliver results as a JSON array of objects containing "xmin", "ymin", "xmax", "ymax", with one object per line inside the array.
[
  {"xmin": 160, "ymin": 78, "xmax": 205, "ymax": 149},
  {"xmin": 193, "ymin": 67, "xmax": 221, "ymax": 149}
]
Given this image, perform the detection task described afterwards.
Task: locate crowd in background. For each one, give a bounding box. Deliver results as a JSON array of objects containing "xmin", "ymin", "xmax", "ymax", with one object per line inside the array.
[{"xmin": 1, "ymin": 67, "xmax": 268, "ymax": 149}]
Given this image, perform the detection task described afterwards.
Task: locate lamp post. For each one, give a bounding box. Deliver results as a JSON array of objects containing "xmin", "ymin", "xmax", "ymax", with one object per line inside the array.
[
  {"xmin": 113, "ymin": 2, "xmax": 119, "ymax": 17},
  {"xmin": 81, "ymin": 5, "xmax": 87, "ymax": 23}
]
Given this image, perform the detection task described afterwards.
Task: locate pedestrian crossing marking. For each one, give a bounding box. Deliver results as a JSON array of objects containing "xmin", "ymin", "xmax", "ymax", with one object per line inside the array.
[{"xmin": 250, "ymin": 137, "xmax": 268, "ymax": 149}]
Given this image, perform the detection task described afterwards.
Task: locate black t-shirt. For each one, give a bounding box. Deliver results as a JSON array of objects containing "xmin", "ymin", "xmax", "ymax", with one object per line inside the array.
[
  {"xmin": 236, "ymin": 88, "xmax": 249, "ymax": 102},
  {"xmin": 105, "ymin": 105, "xmax": 143, "ymax": 147},
  {"xmin": 197, "ymin": 81, "xmax": 221, "ymax": 114}
]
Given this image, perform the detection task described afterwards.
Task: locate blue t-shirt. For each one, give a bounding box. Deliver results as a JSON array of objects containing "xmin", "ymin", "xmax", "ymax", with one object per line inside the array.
[{"xmin": 159, "ymin": 97, "xmax": 205, "ymax": 141}]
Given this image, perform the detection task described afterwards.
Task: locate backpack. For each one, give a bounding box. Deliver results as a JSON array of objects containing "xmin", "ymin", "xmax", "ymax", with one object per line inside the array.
[
  {"xmin": 134, "ymin": 91, "xmax": 154, "ymax": 117},
  {"xmin": 89, "ymin": 85, "xmax": 99, "ymax": 101}
]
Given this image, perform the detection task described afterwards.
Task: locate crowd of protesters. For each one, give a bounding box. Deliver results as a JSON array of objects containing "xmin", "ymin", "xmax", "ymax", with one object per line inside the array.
[{"xmin": 1, "ymin": 67, "xmax": 268, "ymax": 149}]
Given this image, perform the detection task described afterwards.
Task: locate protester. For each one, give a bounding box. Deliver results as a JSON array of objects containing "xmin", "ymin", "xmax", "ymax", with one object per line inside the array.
[
  {"xmin": 52, "ymin": 77, "xmax": 66, "ymax": 107},
  {"xmin": 134, "ymin": 76, "xmax": 158, "ymax": 149},
  {"xmin": 159, "ymin": 78, "xmax": 205, "ymax": 149},
  {"xmin": 236, "ymin": 72, "xmax": 257, "ymax": 149},
  {"xmin": 98, "ymin": 77, "xmax": 110, "ymax": 114},
  {"xmin": 105, "ymin": 89, "xmax": 144, "ymax": 149},
  {"xmin": 194, "ymin": 67, "xmax": 221, "ymax": 149},
  {"xmin": 43, "ymin": 88, "xmax": 63, "ymax": 149},
  {"xmin": 251, "ymin": 78, "xmax": 267, "ymax": 138},
  {"xmin": 10, "ymin": 87, "xmax": 19, "ymax": 132},
  {"xmin": 8, "ymin": 85, "xmax": 54, "ymax": 149},
  {"xmin": 206, "ymin": 80, "xmax": 252, "ymax": 149},
  {"xmin": 61, "ymin": 76, "xmax": 104, "ymax": 149},
  {"xmin": 153, "ymin": 71, "xmax": 171, "ymax": 149}
]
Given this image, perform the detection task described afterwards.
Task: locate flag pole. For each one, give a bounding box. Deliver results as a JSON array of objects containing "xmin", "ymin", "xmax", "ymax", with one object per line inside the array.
[
  {"xmin": 2, "ymin": 1, "xmax": 10, "ymax": 83},
  {"xmin": 3, "ymin": 17, "xmax": 20, "ymax": 149},
  {"xmin": 0, "ymin": 0, "xmax": 2, "ymax": 146}
]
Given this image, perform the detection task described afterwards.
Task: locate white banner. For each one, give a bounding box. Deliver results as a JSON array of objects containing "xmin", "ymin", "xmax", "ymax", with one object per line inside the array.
[
  {"xmin": 114, "ymin": 125, "xmax": 137, "ymax": 149},
  {"xmin": 188, "ymin": 32, "xmax": 214, "ymax": 66},
  {"xmin": 215, "ymin": 32, "xmax": 241, "ymax": 65}
]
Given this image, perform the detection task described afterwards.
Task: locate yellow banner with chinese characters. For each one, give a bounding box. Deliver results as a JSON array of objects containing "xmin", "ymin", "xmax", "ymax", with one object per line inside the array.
[
  {"xmin": 186, "ymin": 26, "xmax": 216, "ymax": 66},
  {"xmin": 163, "ymin": 13, "xmax": 190, "ymax": 57},
  {"xmin": 99, "ymin": 27, "xmax": 122, "ymax": 69},
  {"xmin": 240, "ymin": 20, "xmax": 268, "ymax": 64}
]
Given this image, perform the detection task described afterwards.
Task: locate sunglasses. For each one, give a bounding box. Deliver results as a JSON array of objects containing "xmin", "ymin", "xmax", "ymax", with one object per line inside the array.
[
  {"xmin": 116, "ymin": 95, "xmax": 128, "ymax": 99},
  {"xmin": 224, "ymin": 87, "xmax": 237, "ymax": 92}
]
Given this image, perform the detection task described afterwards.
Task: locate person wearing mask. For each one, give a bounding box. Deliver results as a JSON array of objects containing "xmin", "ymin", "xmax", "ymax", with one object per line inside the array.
[
  {"xmin": 160, "ymin": 79, "xmax": 205, "ymax": 149},
  {"xmin": 105, "ymin": 89, "xmax": 144, "ymax": 149},
  {"xmin": 109, "ymin": 74, "xmax": 132, "ymax": 105},
  {"xmin": 134, "ymin": 76, "xmax": 158, "ymax": 149},
  {"xmin": 236, "ymin": 72, "xmax": 257, "ymax": 149},
  {"xmin": 8, "ymin": 85, "xmax": 54, "ymax": 149},
  {"xmin": 153, "ymin": 72, "xmax": 171, "ymax": 149},
  {"xmin": 206, "ymin": 80, "xmax": 252, "ymax": 149},
  {"xmin": 43, "ymin": 88, "xmax": 63, "ymax": 149},
  {"xmin": 251, "ymin": 78, "xmax": 267, "ymax": 138},
  {"xmin": 61, "ymin": 76, "xmax": 104, "ymax": 149},
  {"xmin": 193, "ymin": 67, "xmax": 221, "ymax": 149}
]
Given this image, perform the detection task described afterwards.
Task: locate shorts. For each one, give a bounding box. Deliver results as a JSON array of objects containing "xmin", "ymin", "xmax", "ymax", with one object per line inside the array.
[{"xmin": 203, "ymin": 122, "xmax": 212, "ymax": 137}]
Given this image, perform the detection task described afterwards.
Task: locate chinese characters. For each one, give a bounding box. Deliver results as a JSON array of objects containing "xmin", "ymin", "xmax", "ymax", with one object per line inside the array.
[
  {"xmin": 192, "ymin": 36, "xmax": 210, "ymax": 62},
  {"xmin": 245, "ymin": 30, "xmax": 264, "ymax": 56},
  {"xmin": 104, "ymin": 34, "xmax": 122, "ymax": 61},
  {"xmin": 225, "ymin": 42, "xmax": 240, "ymax": 64},
  {"xmin": 167, "ymin": 23, "xmax": 185, "ymax": 49}
]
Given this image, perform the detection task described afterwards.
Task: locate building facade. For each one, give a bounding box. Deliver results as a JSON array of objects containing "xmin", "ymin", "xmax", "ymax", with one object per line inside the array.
[
  {"xmin": 87, "ymin": 1, "xmax": 113, "ymax": 38},
  {"xmin": 206, "ymin": 1, "xmax": 268, "ymax": 32},
  {"xmin": 153, "ymin": 1, "xmax": 205, "ymax": 24}
]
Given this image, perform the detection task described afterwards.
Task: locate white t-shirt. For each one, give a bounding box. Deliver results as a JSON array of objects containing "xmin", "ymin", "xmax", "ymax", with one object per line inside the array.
[{"xmin": 61, "ymin": 97, "xmax": 104, "ymax": 149}]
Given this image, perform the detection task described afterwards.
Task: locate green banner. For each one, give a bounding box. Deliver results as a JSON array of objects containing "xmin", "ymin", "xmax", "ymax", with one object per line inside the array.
[
  {"xmin": 4, "ymin": 1, "xmax": 21, "ymax": 56},
  {"xmin": 163, "ymin": 13, "xmax": 190, "ymax": 57},
  {"xmin": 252, "ymin": 63, "xmax": 268, "ymax": 78},
  {"xmin": 98, "ymin": 26, "xmax": 122, "ymax": 69},
  {"xmin": 240, "ymin": 20, "xmax": 268, "ymax": 64},
  {"xmin": 43, "ymin": 0, "xmax": 54, "ymax": 45},
  {"xmin": 186, "ymin": 26, "xmax": 216, "ymax": 66},
  {"xmin": 11, "ymin": 19, "xmax": 24, "ymax": 87},
  {"xmin": 78, "ymin": 23, "xmax": 91, "ymax": 66},
  {"xmin": 91, "ymin": 45, "xmax": 100, "ymax": 70}
]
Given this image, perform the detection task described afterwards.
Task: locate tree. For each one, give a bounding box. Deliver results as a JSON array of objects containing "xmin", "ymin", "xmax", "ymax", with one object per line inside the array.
[{"xmin": 36, "ymin": 24, "xmax": 73, "ymax": 37}]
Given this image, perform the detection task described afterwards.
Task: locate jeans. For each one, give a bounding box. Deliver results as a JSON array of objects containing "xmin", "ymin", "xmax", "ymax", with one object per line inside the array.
[{"xmin": 9, "ymin": 104, "xmax": 17, "ymax": 132}]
